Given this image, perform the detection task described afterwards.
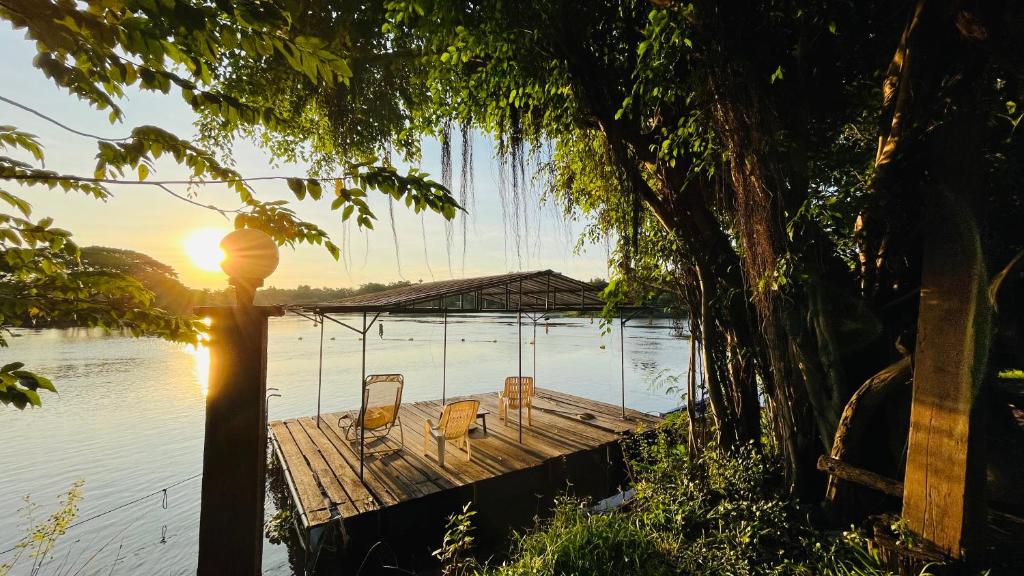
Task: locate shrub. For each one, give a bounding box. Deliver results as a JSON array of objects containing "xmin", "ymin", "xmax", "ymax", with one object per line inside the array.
[
  {"xmin": 492, "ymin": 498, "xmax": 675, "ymax": 576},
  {"xmin": 439, "ymin": 418, "xmax": 898, "ymax": 576}
]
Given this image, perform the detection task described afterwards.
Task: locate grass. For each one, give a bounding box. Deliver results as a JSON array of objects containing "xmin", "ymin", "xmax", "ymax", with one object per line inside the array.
[
  {"xmin": 1, "ymin": 481, "xmax": 83, "ymax": 576},
  {"xmin": 436, "ymin": 416, "xmax": 903, "ymax": 576}
]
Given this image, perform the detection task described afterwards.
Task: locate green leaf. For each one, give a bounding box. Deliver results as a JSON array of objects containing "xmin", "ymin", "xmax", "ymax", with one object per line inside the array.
[
  {"xmin": 21, "ymin": 387, "xmax": 41, "ymax": 407},
  {"xmin": 306, "ymin": 179, "xmax": 322, "ymax": 200},
  {"xmin": 287, "ymin": 178, "xmax": 306, "ymax": 199},
  {"xmin": 14, "ymin": 371, "xmax": 56, "ymax": 393},
  {"xmin": 325, "ymin": 242, "xmax": 340, "ymax": 260},
  {"xmin": 0, "ymin": 190, "xmax": 32, "ymax": 216},
  {"xmin": 32, "ymin": 374, "xmax": 56, "ymax": 393}
]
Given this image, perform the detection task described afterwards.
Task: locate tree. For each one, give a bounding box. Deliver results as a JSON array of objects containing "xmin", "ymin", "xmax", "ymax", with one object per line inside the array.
[
  {"xmin": 203, "ymin": 0, "xmax": 1024, "ymax": 504},
  {"xmin": 78, "ymin": 246, "xmax": 196, "ymax": 315},
  {"xmin": 0, "ymin": 0, "xmax": 463, "ymax": 408}
]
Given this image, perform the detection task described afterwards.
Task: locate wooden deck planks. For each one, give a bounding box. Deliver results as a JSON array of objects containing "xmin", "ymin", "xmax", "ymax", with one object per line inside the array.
[
  {"xmin": 282, "ymin": 420, "xmax": 359, "ymax": 519},
  {"xmin": 268, "ymin": 389, "xmax": 660, "ymax": 532},
  {"xmin": 294, "ymin": 417, "xmax": 378, "ymax": 513},
  {"xmin": 319, "ymin": 414, "xmax": 443, "ymax": 502},
  {"xmin": 532, "ymin": 389, "xmax": 661, "ymax": 432},
  {"xmin": 268, "ymin": 421, "xmax": 333, "ymax": 526}
]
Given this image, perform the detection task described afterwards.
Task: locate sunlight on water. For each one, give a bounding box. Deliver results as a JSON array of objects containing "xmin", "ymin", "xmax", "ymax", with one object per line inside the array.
[
  {"xmin": 188, "ymin": 318, "xmax": 213, "ymax": 397},
  {"xmin": 187, "ymin": 342, "xmax": 210, "ymax": 398}
]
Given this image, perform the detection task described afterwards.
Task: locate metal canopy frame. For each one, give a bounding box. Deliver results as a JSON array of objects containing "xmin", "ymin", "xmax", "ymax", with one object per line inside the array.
[
  {"xmin": 289, "ymin": 270, "xmax": 654, "ymax": 480},
  {"xmin": 296, "ymin": 270, "xmax": 607, "ymax": 315}
]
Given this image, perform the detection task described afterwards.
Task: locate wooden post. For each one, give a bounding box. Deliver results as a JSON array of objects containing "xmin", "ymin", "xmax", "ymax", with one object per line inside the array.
[
  {"xmin": 196, "ymin": 305, "xmax": 283, "ymax": 575},
  {"xmin": 902, "ymin": 192, "xmax": 990, "ymax": 559}
]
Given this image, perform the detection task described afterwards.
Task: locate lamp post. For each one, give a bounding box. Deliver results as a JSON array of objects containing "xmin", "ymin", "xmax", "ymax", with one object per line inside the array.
[
  {"xmin": 219, "ymin": 228, "xmax": 280, "ymax": 306},
  {"xmin": 196, "ymin": 228, "xmax": 282, "ymax": 576}
]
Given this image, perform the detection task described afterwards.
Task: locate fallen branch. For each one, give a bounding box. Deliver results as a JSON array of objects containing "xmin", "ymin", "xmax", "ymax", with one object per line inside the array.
[{"xmin": 817, "ymin": 456, "xmax": 903, "ymax": 498}]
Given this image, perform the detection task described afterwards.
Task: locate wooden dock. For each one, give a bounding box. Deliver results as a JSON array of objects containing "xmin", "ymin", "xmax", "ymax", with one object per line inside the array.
[{"xmin": 269, "ymin": 388, "xmax": 661, "ymax": 567}]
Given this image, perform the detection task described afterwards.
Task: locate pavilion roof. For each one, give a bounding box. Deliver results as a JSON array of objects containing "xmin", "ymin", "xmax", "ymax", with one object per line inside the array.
[{"xmin": 297, "ymin": 270, "xmax": 607, "ymax": 314}]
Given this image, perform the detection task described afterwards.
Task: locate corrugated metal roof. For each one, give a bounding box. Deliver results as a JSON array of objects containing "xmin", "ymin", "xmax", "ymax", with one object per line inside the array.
[{"xmin": 297, "ymin": 270, "xmax": 607, "ymax": 314}]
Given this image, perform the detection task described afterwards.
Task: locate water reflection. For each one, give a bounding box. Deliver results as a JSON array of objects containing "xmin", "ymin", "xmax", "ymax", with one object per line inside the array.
[
  {"xmin": 188, "ymin": 318, "xmax": 213, "ymax": 397},
  {"xmin": 187, "ymin": 342, "xmax": 210, "ymax": 397}
]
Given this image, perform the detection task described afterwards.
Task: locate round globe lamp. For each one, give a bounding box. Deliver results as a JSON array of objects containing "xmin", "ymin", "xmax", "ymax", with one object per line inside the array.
[{"xmin": 219, "ymin": 228, "xmax": 279, "ymax": 306}]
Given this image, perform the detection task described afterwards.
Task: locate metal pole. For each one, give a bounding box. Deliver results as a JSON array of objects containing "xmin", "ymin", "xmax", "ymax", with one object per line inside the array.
[
  {"xmin": 620, "ymin": 316, "xmax": 626, "ymax": 420},
  {"xmin": 442, "ymin": 310, "xmax": 448, "ymax": 404},
  {"xmin": 532, "ymin": 318, "xmax": 537, "ymax": 385},
  {"xmin": 518, "ymin": 309, "xmax": 523, "ymax": 443},
  {"xmin": 360, "ymin": 311, "xmax": 367, "ymax": 479},
  {"xmin": 316, "ymin": 314, "xmax": 324, "ymax": 427}
]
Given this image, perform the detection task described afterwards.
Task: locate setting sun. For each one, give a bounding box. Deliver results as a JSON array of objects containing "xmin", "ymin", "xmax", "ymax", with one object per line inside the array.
[{"xmin": 184, "ymin": 228, "xmax": 228, "ymax": 272}]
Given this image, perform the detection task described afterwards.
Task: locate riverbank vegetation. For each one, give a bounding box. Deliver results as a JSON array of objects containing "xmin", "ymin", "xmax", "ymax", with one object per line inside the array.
[
  {"xmin": 436, "ymin": 418, "xmax": 899, "ymax": 576},
  {"xmin": 0, "ymin": 481, "xmax": 82, "ymax": 576}
]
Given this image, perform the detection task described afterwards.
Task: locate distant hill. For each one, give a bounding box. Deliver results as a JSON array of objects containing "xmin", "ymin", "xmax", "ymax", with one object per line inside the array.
[
  {"xmin": 79, "ymin": 247, "xmax": 414, "ymax": 315},
  {"xmin": 191, "ymin": 282, "xmax": 416, "ymax": 309}
]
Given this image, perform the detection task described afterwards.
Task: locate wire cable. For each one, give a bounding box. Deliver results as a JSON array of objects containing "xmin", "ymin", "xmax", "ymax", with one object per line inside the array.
[
  {"xmin": 0, "ymin": 94, "xmax": 132, "ymax": 142},
  {"xmin": 0, "ymin": 472, "xmax": 202, "ymax": 556}
]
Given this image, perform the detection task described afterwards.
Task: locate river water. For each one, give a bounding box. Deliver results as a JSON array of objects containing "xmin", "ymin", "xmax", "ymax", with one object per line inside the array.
[{"xmin": 0, "ymin": 314, "xmax": 688, "ymax": 575}]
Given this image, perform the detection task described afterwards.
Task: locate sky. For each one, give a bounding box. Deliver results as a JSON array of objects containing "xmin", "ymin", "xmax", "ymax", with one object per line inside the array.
[{"xmin": 0, "ymin": 24, "xmax": 608, "ymax": 289}]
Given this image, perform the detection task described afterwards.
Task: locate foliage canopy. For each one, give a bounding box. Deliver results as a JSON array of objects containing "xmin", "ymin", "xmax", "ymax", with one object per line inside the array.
[
  {"xmin": 0, "ymin": 0, "xmax": 463, "ymax": 408},
  {"xmin": 207, "ymin": 0, "xmax": 1024, "ymax": 506}
]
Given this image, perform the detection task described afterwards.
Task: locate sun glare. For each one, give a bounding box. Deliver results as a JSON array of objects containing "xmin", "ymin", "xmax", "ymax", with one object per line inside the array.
[{"xmin": 185, "ymin": 228, "xmax": 228, "ymax": 272}]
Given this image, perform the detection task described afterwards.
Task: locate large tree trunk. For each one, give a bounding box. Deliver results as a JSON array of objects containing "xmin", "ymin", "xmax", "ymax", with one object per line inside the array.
[
  {"xmin": 706, "ymin": 66, "xmax": 837, "ymax": 496},
  {"xmin": 552, "ymin": 4, "xmax": 766, "ymax": 455}
]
